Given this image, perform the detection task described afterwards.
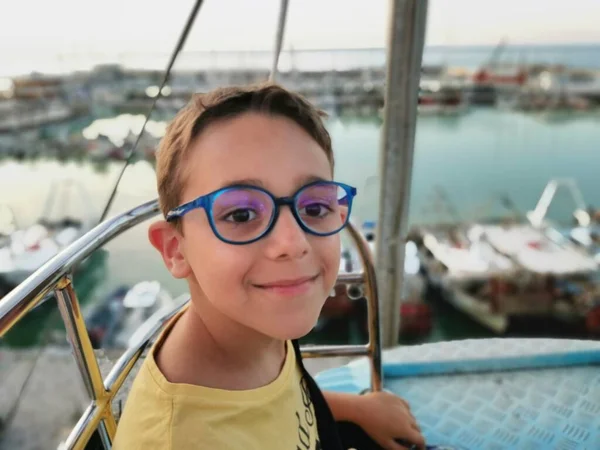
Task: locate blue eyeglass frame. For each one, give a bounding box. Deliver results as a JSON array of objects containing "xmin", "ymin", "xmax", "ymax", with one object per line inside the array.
[{"xmin": 166, "ymin": 180, "xmax": 357, "ymax": 245}]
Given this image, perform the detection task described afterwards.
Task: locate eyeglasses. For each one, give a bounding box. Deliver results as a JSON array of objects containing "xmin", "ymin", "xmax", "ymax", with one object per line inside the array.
[{"xmin": 166, "ymin": 181, "xmax": 357, "ymax": 245}]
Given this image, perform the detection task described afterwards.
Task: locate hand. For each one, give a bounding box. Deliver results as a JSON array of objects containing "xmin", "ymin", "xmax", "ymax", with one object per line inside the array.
[{"xmin": 351, "ymin": 391, "xmax": 425, "ymax": 450}]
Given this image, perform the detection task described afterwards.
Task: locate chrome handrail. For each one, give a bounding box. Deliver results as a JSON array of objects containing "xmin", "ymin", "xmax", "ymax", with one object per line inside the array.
[{"xmin": 0, "ymin": 199, "xmax": 382, "ymax": 449}]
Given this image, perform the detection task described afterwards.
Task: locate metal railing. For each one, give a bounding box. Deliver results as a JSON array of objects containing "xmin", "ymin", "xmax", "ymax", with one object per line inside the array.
[{"xmin": 0, "ymin": 199, "xmax": 382, "ymax": 449}]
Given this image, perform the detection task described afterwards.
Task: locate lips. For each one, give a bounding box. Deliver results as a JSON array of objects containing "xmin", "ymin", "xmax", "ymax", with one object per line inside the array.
[{"xmin": 254, "ymin": 274, "xmax": 319, "ymax": 289}]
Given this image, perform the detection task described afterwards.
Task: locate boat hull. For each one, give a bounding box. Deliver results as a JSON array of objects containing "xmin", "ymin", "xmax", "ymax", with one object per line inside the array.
[{"xmin": 444, "ymin": 286, "xmax": 508, "ymax": 334}]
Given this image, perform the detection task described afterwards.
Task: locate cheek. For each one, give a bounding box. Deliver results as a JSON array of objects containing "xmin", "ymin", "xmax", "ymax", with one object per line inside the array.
[
  {"xmin": 315, "ymin": 236, "xmax": 341, "ymax": 289},
  {"xmin": 183, "ymin": 228, "xmax": 252, "ymax": 294}
]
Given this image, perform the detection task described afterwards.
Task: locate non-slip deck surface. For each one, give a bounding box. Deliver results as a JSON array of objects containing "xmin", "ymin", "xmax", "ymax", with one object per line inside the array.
[{"xmin": 315, "ymin": 338, "xmax": 600, "ymax": 450}]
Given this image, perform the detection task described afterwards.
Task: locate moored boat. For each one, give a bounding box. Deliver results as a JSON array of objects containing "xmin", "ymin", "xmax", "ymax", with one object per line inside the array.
[{"xmin": 0, "ymin": 179, "xmax": 96, "ymax": 298}]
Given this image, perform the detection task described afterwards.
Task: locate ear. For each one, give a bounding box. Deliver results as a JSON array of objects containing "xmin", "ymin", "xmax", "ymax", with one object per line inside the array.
[{"xmin": 148, "ymin": 221, "xmax": 191, "ymax": 279}]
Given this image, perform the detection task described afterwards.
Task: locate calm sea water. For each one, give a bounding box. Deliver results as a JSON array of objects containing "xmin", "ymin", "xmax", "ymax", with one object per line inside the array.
[{"xmin": 1, "ymin": 108, "xmax": 599, "ymax": 346}]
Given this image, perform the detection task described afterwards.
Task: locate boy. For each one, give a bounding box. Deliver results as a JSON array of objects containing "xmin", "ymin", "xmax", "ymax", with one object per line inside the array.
[{"xmin": 112, "ymin": 84, "xmax": 425, "ymax": 450}]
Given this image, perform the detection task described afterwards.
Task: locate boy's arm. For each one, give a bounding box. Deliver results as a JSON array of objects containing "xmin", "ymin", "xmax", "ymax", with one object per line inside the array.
[
  {"xmin": 322, "ymin": 390, "xmax": 425, "ymax": 450},
  {"xmin": 321, "ymin": 390, "xmax": 362, "ymax": 422}
]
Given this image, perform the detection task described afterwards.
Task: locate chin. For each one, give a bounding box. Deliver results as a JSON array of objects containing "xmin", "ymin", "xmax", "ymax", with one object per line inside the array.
[{"xmin": 261, "ymin": 308, "xmax": 321, "ymax": 341}]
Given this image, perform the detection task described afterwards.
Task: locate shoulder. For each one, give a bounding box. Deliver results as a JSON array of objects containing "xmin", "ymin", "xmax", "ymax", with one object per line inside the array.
[{"xmin": 112, "ymin": 360, "xmax": 174, "ymax": 449}]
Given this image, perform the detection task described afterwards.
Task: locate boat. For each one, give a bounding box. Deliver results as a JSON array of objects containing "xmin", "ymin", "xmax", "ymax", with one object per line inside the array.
[
  {"xmin": 0, "ymin": 98, "xmax": 78, "ymax": 134},
  {"xmin": 529, "ymin": 67, "xmax": 600, "ymax": 109},
  {"xmin": 321, "ymin": 221, "xmax": 431, "ymax": 340},
  {"xmin": 0, "ymin": 178, "xmax": 96, "ymax": 297},
  {"xmin": 524, "ymin": 178, "xmax": 600, "ymax": 337},
  {"xmin": 526, "ymin": 178, "xmax": 600, "ymax": 263},
  {"xmin": 465, "ymin": 40, "xmax": 525, "ymax": 107},
  {"xmin": 408, "ymin": 180, "xmax": 600, "ymax": 336},
  {"xmin": 86, "ymin": 134, "xmax": 119, "ymax": 161},
  {"xmin": 359, "ymin": 220, "xmax": 431, "ymax": 339},
  {"xmin": 0, "ymin": 203, "xmax": 17, "ymax": 247},
  {"xmin": 413, "ymin": 215, "xmax": 599, "ymax": 335},
  {"xmin": 85, "ymin": 285, "xmax": 129, "ymax": 349},
  {"xmin": 418, "ymin": 79, "xmax": 467, "ymax": 115},
  {"xmin": 412, "ymin": 223, "xmax": 515, "ymax": 333},
  {"xmin": 465, "ymin": 83, "xmax": 498, "ymax": 106},
  {"xmin": 1, "ymin": 2, "xmax": 600, "ymax": 450},
  {"xmin": 85, "ymin": 281, "xmax": 179, "ymax": 349}
]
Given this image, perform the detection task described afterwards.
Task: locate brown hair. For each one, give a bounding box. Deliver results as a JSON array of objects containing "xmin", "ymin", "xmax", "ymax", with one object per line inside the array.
[{"xmin": 155, "ymin": 83, "xmax": 334, "ymax": 221}]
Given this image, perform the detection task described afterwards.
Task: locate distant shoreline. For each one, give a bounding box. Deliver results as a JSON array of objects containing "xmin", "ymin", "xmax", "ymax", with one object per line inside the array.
[{"xmin": 2, "ymin": 43, "xmax": 600, "ymax": 78}]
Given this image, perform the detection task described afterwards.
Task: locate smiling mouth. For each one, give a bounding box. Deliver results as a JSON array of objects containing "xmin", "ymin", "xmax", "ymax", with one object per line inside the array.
[{"xmin": 254, "ymin": 274, "xmax": 320, "ymax": 289}]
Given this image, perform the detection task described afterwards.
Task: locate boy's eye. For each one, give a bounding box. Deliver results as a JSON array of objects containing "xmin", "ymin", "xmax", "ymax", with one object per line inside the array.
[
  {"xmin": 224, "ymin": 209, "xmax": 257, "ymax": 223},
  {"xmin": 299, "ymin": 203, "xmax": 330, "ymax": 218}
]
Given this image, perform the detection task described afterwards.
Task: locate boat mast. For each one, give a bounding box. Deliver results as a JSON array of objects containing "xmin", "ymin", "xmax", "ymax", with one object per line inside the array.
[
  {"xmin": 269, "ymin": 0, "xmax": 290, "ymax": 82},
  {"xmin": 376, "ymin": 0, "xmax": 428, "ymax": 348}
]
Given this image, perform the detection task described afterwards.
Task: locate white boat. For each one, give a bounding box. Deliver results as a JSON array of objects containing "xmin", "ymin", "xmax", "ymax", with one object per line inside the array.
[
  {"xmin": 114, "ymin": 281, "xmax": 180, "ymax": 349},
  {"xmin": 482, "ymin": 223, "xmax": 597, "ymax": 274},
  {"xmin": 527, "ymin": 178, "xmax": 600, "ymax": 264},
  {"xmin": 415, "ymin": 224, "xmax": 515, "ymax": 333},
  {"xmin": 85, "ymin": 281, "xmax": 183, "ymax": 350},
  {"xmin": 415, "ymin": 220, "xmax": 599, "ymax": 334},
  {"xmin": 0, "ymin": 179, "xmax": 96, "ymax": 293},
  {"xmin": 0, "ymin": 204, "xmax": 17, "ymax": 245}
]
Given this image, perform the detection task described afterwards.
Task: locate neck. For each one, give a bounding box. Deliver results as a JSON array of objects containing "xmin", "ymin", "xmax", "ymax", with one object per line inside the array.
[
  {"xmin": 157, "ymin": 283, "xmax": 286, "ymax": 390},
  {"xmin": 187, "ymin": 298, "xmax": 285, "ymax": 369}
]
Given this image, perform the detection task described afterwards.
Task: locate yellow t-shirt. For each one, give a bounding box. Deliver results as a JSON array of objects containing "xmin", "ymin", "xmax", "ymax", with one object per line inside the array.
[{"xmin": 112, "ymin": 311, "xmax": 320, "ymax": 450}]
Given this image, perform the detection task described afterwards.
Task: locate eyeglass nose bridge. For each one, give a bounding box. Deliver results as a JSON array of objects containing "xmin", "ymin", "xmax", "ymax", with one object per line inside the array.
[
  {"xmin": 269, "ymin": 196, "xmax": 303, "ymax": 231},
  {"xmin": 274, "ymin": 196, "xmax": 296, "ymax": 208}
]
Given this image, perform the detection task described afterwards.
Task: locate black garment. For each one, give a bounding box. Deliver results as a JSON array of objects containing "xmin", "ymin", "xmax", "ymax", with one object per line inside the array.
[{"xmin": 291, "ymin": 339, "xmax": 387, "ymax": 450}]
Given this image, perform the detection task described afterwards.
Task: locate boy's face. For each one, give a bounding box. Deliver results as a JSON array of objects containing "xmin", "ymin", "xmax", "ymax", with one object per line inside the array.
[{"xmin": 153, "ymin": 112, "xmax": 342, "ymax": 340}]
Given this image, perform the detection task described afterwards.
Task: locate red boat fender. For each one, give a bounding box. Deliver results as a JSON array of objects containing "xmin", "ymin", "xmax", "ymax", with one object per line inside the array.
[
  {"xmin": 399, "ymin": 302, "xmax": 432, "ymax": 337},
  {"xmin": 586, "ymin": 304, "xmax": 600, "ymax": 336},
  {"xmin": 489, "ymin": 278, "xmax": 502, "ymax": 313}
]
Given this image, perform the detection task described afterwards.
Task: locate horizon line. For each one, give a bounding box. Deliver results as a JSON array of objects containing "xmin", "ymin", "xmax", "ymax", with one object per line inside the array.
[{"xmin": 2, "ymin": 41, "xmax": 600, "ymax": 57}]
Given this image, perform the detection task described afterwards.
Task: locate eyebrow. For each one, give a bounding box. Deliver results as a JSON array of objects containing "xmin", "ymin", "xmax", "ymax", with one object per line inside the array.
[
  {"xmin": 220, "ymin": 175, "xmax": 330, "ymax": 192},
  {"xmin": 221, "ymin": 178, "xmax": 266, "ymax": 189},
  {"xmin": 298, "ymin": 175, "xmax": 330, "ymax": 188}
]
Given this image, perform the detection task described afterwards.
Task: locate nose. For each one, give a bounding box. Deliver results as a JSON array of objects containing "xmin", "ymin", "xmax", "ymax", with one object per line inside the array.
[{"xmin": 264, "ymin": 206, "xmax": 310, "ymax": 260}]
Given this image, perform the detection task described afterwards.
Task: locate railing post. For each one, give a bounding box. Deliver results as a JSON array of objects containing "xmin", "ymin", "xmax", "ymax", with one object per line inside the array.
[
  {"xmin": 376, "ymin": 0, "xmax": 429, "ymax": 348},
  {"xmin": 344, "ymin": 223, "xmax": 383, "ymax": 392},
  {"xmin": 54, "ymin": 275, "xmax": 113, "ymax": 448}
]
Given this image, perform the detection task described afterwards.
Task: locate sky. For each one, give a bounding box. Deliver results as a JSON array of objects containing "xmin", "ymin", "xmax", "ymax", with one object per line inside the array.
[{"xmin": 0, "ymin": 0, "xmax": 599, "ymax": 75}]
